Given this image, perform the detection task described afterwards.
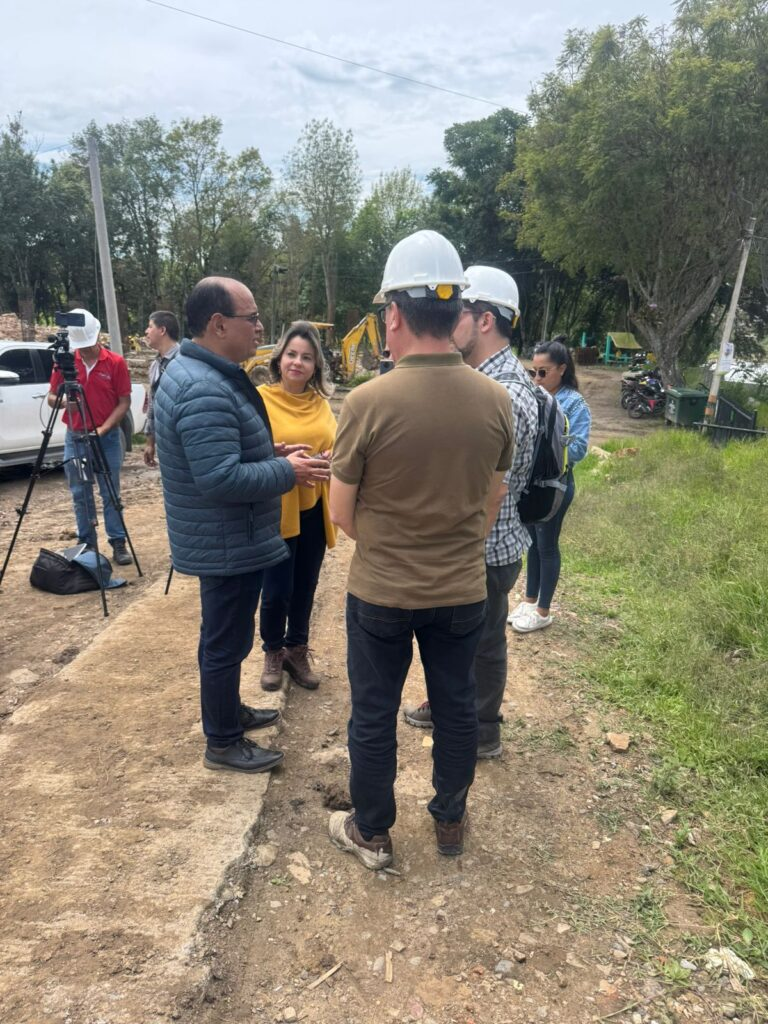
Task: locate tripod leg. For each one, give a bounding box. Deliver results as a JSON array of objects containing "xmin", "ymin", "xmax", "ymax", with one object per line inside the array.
[
  {"xmin": 87, "ymin": 426, "xmax": 143, "ymax": 578},
  {"xmin": 89, "ymin": 531, "xmax": 110, "ymax": 618},
  {"xmin": 0, "ymin": 397, "xmax": 61, "ymax": 587}
]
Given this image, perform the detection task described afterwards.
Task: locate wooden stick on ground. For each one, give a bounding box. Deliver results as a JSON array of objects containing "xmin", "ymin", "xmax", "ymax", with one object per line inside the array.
[{"xmin": 307, "ymin": 961, "xmax": 344, "ymax": 991}]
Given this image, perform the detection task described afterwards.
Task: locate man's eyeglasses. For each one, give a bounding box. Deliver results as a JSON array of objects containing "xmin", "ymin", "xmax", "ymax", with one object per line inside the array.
[
  {"xmin": 376, "ymin": 303, "xmax": 392, "ymax": 328},
  {"xmin": 528, "ymin": 367, "xmax": 550, "ymax": 379},
  {"xmin": 224, "ymin": 312, "xmax": 262, "ymax": 325}
]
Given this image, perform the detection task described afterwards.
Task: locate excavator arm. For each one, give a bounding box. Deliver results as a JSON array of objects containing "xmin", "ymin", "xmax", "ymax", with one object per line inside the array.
[{"xmin": 340, "ymin": 314, "xmax": 383, "ymax": 378}]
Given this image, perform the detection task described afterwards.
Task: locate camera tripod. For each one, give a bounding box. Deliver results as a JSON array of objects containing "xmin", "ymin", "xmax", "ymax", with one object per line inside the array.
[{"xmin": 0, "ymin": 377, "xmax": 142, "ymax": 617}]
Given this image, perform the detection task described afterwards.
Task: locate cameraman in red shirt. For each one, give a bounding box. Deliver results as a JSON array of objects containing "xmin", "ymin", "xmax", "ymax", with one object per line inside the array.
[{"xmin": 48, "ymin": 309, "xmax": 133, "ymax": 566}]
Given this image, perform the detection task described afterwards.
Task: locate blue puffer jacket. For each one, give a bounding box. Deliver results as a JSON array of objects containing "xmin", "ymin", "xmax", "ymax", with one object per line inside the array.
[{"xmin": 154, "ymin": 340, "xmax": 295, "ymax": 576}]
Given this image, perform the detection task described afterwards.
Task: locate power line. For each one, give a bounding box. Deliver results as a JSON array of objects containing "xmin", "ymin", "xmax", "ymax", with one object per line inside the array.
[{"xmin": 144, "ymin": 0, "xmax": 503, "ymax": 109}]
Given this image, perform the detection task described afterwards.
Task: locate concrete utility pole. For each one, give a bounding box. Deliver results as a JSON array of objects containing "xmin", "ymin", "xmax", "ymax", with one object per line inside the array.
[
  {"xmin": 87, "ymin": 136, "xmax": 123, "ymax": 356},
  {"xmin": 703, "ymin": 216, "xmax": 756, "ymax": 426},
  {"xmin": 270, "ymin": 264, "xmax": 287, "ymax": 343}
]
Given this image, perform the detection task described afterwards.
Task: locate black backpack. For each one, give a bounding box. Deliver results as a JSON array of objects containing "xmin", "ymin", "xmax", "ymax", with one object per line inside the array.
[
  {"xmin": 30, "ymin": 545, "xmax": 126, "ymax": 595},
  {"xmin": 516, "ymin": 385, "xmax": 570, "ymax": 525}
]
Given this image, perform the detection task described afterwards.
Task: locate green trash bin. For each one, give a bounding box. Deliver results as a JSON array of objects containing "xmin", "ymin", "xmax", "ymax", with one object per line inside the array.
[{"xmin": 665, "ymin": 387, "xmax": 708, "ymax": 427}]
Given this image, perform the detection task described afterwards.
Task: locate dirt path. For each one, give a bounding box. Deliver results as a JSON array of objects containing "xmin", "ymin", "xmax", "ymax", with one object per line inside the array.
[
  {"xmin": 184, "ymin": 538, "xmax": 746, "ymax": 1024},
  {"xmin": 0, "ymin": 372, "xmax": 758, "ymax": 1024}
]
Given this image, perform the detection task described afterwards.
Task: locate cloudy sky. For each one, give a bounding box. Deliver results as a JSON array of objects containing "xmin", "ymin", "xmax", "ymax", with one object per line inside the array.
[{"xmin": 4, "ymin": 0, "xmax": 676, "ymax": 186}]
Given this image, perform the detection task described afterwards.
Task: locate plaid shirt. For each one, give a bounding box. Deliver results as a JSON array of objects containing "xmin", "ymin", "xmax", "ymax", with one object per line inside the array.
[
  {"xmin": 479, "ymin": 346, "xmax": 538, "ymax": 566},
  {"xmin": 144, "ymin": 343, "xmax": 180, "ymax": 437}
]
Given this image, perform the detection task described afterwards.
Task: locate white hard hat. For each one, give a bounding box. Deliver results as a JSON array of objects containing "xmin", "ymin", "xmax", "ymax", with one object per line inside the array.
[
  {"xmin": 374, "ymin": 230, "xmax": 467, "ymax": 304},
  {"xmin": 67, "ymin": 309, "xmax": 101, "ymax": 350},
  {"xmin": 463, "ymin": 266, "xmax": 520, "ymax": 320}
]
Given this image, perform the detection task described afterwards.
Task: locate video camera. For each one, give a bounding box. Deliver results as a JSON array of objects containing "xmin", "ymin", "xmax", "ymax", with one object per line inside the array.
[{"xmin": 48, "ymin": 311, "xmax": 85, "ymax": 382}]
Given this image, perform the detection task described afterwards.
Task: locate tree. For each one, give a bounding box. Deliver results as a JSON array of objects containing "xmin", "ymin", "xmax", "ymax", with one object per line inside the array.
[
  {"xmin": 0, "ymin": 116, "xmax": 52, "ymax": 332},
  {"xmin": 343, "ymin": 168, "xmax": 427, "ymax": 319},
  {"xmin": 167, "ymin": 117, "xmax": 272, "ymax": 280},
  {"xmin": 428, "ymin": 108, "xmax": 528, "ymax": 265},
  {"xmin": 71, "ymin": 117, "xmax": 176, "ymax": 324},
  {"xmin": 518, "ymin": 1, "xmax": 768, "ymax": 382},
  {"xmin": 45, "ymin": 158, "xmax": 98, "ymax": 313},
  {"xmin": 283, "ymin": 119, "xmax": 362, "ymax": 329}
]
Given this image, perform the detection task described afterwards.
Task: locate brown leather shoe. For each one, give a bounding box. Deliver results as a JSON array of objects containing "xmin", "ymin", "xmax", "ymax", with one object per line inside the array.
[
  {"xmin": 260, "ymin": 649, "xmax": 285, "ymax": 691},
  {"xmin": 283, "ymin": 644, "xmax": 320, "ymax": 690},
  {"xmin": 434, "ymin": 813, "xmax": 468, "ymax": 856}
]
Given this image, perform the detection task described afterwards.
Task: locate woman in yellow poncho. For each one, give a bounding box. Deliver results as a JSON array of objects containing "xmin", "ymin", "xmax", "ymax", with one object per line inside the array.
[{"xmin": 257, "ymin": 322, "xmax": 337, "ymax": 691}]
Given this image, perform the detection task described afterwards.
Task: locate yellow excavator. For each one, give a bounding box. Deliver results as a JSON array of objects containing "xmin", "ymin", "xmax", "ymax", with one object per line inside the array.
[{"xmin": 339, "ymin": 314, "xmax": 384, "ymax": 379}]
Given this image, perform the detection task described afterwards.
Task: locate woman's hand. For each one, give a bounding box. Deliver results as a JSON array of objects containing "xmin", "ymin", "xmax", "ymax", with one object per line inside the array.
[{"xmin": 275, "ymin": 442, "xmax": 312, "ymax": 457}]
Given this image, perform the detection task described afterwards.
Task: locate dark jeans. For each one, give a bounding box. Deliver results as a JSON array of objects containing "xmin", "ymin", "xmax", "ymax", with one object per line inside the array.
[
  {"xmin": 525, "ymin": 471, "xmax": 575, "ymax": 610},
  {"xmin": 260, "ymin": 502, "xmax": 327, "ymax": 651},
  {"xmin": 198, "ymin": 570, "xmax": 263, "ymax": 747},
  {"xmin": 346, "ymin": 593, "xmax": 486, "ymax": 838},
  {"xmin": 473, "ymin": 560, "xmax": 522, "ymax": 746}
]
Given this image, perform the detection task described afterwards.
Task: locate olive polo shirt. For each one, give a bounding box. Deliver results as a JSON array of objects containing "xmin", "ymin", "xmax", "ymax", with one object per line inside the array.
[{"xmin": 332, "ymin": 352, "xmax": 515, "ymax": 609}]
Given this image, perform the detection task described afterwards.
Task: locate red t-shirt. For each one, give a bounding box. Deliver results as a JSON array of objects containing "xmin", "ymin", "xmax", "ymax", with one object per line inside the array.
[{"xmin": 49, "ymin": 347, "xmax": 132, "ymax": 431}]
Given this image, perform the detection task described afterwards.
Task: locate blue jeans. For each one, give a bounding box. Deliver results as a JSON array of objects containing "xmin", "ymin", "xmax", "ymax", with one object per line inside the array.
[
  {"xmin": 260, "ymin": 502, "xmax": 327, "ymax": 651},
  {"xmin": 525, "ymin": 472, "xmax": 575, "ymax": 610},
  {"xmin": 346, "ymin": 594, "xmax": 486, "ymax": 838},
  {"xmin": 64, "ymin": 428, "xmax": 125, "ymax": 546},
  {"xmin": 198, "ymin": 571, "xmax": 263, "ymax": 746}
]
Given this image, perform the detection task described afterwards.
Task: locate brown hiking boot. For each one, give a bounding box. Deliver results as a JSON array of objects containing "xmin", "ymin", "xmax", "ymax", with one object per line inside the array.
[
  {"xmin": 434, "ymin": 813, "xmax": 468, "ymax": 857},
  {"xmin": 328, "ymin": 811, "xmax": 393, "ymax": 870},
  {"xmin": 283, "ymin": 644, "xmax": 320, "ymax": 690},
  {"xmin": 260, "ymin": 649, "xmax": 285, "ymax": 692}
]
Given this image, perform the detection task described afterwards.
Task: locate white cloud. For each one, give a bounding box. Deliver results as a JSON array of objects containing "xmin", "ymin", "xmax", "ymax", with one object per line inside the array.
[{"xmin": 3, "ymin": 0, "xmax": 677, "ymax": 185}]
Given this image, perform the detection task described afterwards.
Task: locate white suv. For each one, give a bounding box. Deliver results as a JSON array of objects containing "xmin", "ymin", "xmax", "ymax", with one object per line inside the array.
[{"xmin": 0, "ymin": 340, "xmax": 146, "ymax": 469}]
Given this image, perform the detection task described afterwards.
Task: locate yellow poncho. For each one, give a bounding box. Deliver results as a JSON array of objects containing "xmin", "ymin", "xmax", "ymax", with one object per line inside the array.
[{"xmin": 258, "ymin": 383, "xmax": 337, "ymax": 547}]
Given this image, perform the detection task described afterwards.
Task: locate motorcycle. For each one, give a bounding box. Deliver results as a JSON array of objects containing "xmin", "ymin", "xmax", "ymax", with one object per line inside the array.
[
  {"xmin": 626, "ymin": 376, "xmax": 666, "ymax": 418},
  {"xmin": 621, "ymin": 367, "xmax": 662, "ymax": 409}
]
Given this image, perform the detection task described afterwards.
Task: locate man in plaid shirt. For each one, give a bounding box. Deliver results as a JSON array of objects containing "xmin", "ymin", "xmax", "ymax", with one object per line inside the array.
[{"xmin": 404, "ymin": 266, "xmax": 538, "ymax": 758}]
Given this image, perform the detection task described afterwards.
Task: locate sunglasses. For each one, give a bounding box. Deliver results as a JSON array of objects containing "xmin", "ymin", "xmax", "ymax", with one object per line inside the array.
[{"xmin": 528, "ymin": 367, "xmax": 551, "ymax": 379}]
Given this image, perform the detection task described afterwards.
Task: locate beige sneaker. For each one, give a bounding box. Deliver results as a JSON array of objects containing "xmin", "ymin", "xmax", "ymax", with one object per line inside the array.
[
  {"xmin": 260, "ymin": 649, "xmax": 285, "ymax": 691},
  {"xmin": 328, "ymin": 811, "xmax": 393, "ymax": 870}
]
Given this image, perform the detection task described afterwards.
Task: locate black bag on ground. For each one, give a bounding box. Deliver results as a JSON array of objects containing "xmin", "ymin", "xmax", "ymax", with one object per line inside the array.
[
  {"xmin": 29, "ymin": 545, "xmax": 126, "ymax": 595},
  {"xmin": 30, "ymin": 548, "xmax": 100, "ymax": 594},
  {"xmin": 517, "ymin": 387, "xmax": 570, "ymax": 525}
]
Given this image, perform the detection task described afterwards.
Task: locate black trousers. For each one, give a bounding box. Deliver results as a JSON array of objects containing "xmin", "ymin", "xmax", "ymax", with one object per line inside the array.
[
  {"xmin": 473, "ymin": 560, "xmax": 522, "ymax": 745},
  {"xmin": 260, "ymin": 501, "xmax": 327, "ymax": 651},
  {"xmin": 346, "ymin": 594, "xmax": 486, "ymax": 838},
  {"xmin": 198, "ymin": 570, "xmax": 263, "ymax": 746}
]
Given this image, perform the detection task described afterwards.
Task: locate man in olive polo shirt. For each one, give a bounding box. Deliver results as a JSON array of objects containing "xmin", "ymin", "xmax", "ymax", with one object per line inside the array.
[{"xmin": 328, "ymin": 230, "xmax": 515, "ymax": 869}]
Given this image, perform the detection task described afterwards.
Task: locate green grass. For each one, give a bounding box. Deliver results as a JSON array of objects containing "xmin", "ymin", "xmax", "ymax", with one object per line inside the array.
[{"xmin": 564, "ymin": 430, "xmax": 768, "ymax": 968}]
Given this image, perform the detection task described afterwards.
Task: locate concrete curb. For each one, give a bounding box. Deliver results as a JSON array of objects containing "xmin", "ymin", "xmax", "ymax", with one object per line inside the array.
[{"xmin": 0, "ymin": 573, "xmax": 286, "ymax": 1024}]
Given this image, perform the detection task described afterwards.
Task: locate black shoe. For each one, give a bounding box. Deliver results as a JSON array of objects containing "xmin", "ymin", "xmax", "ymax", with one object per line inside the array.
[
  {"xmin": 110, "ymin": 539, "xmax": 132, "ymax": 566},
  {"xmin": 239, "ymin": 704, "xmax": 280, "ymax": 731},
  {"xmin": 477, "ymin": 739, "xmax": 503, "ymax": 760},
  {"xmin": 204, "ymin": 737, "xmax": 284, "ymax": 774}
]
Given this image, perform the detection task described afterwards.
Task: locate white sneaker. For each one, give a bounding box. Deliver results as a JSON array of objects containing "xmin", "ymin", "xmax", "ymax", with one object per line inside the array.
[
  {"xmin": 507, "ymin": 601, "xmax": 537, "ymax": 626},
  {"xmin": 510, "ymin": 609, "xmax": 553, "ymax": 633}
]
